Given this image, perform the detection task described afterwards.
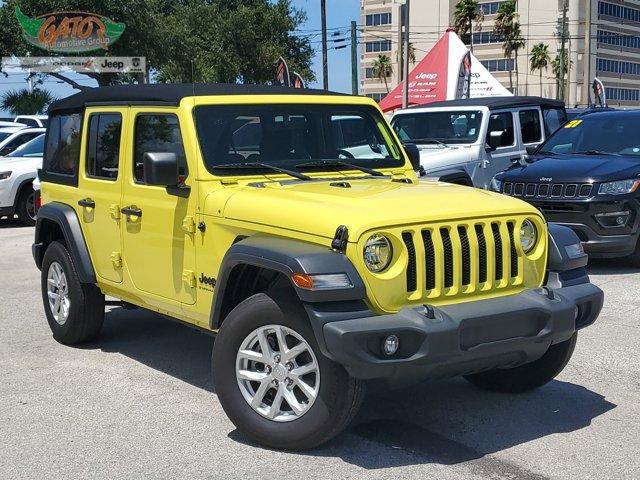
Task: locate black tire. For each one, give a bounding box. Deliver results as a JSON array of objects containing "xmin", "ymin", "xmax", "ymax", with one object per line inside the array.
[
  {"xmin": 464, "ymin": 333, "xmax": 578, "ymax": 393},
  {"xmin": 212, "ymin": 292, "xmax": 365, "ymax": 450},
  {"xmin": 16, "ymin": 185, "xmax": 36, "ymax": 226},
  {"xmin": 41, "ymin": 241, "xmax": 105, "ymax": 345}
]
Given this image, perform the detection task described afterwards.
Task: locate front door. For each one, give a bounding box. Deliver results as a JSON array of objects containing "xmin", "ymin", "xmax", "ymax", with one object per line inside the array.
[
  {"xmin": 483, "ymin": 110, "xmax": 522, "ymax": 187},
  {"xmin": 77, "ymin": 109, "xmax": 125, "ymax": 283},
  {"xmin": 120, "ymin": 110, "xmax": 196, "ymax": 306}
]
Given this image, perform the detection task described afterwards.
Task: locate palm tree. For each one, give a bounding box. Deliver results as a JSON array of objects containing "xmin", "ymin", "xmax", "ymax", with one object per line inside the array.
[
  {"xmin": 1, "ymin": 88, "xmax": 55, "ymax": 115},
  {"xmin": 551, "ymin": 50, "xmax": 572, "ymax": 100},
  {"xmin": 494, "ymin": 0, "xmax": 525, "ymax": 93},
  {"xmin": 372, "ymin": 54, "xmax": 393, "ymax": 93},
  {"xmin": 530, "ymin": 43, "xmax": 550, "ymax": 95},
  {"xmin": 453, "ymin": 0, "xmax": 484, "ymax": 52},
  {"xmin": 407, "ymin": 42, "xmax": 417, "ymax": 65}
]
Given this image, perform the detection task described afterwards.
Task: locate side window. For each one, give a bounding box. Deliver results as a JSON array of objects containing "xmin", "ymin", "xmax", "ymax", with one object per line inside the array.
[
  {"xmin": 543, "ymin": 107, "xmax": 568, "ymax": 135},
  {"xmin": 519, "ymin": 109, "xmax": 542, "ymax": 144},
  {"xmin": 44, "ymin": 113, "xmax": 83, "ymax": 177},
  {"xmin": 86, "ymin": 113, "xmax": 122, "ymax": 180},
  {"xmin": 133, "ymin": 114, "xmax": 187, "ymax": 184},
  {"xmin": 487, "ymin": 112, "xmax": 515, "ymax": 147}
]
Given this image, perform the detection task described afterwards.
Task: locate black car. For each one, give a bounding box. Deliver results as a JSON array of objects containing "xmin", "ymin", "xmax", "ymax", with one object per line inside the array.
[{"xmin": 492, "ymin": 109, "xmax": 640, "ymax": 265}]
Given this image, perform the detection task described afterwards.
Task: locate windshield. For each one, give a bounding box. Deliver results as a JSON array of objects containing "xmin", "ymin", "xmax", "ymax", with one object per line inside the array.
[
  {"xmin": 194, "ymin": 104, "xmax": 403, "ymax": 175},
  {"xmin": 540, "ymin": 113, "xmax": 640, "ymax": 156},
  {"xmin": 7, "ymin": 134, "xmax": 44, "ymax": 158},
  {"xmin": 391, "ymin": 110, "xmax": 483, "ymax": 144},
  {"xmin": 0, "ymin": 132, "xmax": 11, "ymax": 143}
]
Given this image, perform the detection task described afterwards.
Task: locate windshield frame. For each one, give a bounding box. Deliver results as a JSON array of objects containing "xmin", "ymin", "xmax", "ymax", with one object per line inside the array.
[
  {"xmin": 192, "ymin": 101, "xmax": 406, "ymax": 177},
  {"xmin": 391, "ymin": 107, "xmax": 486, "ymax": 145}
]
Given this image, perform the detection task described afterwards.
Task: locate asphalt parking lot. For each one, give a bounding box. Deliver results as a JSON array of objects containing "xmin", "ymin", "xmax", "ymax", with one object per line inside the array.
[{"xmin": 0, "ymin": 219, "xmax": 638, "ymax": 480}]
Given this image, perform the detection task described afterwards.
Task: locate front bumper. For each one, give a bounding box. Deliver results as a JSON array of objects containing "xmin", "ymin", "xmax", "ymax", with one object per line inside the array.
[
  {"xmin": 532, "ymin": 198, "xmax": 640, "ymax": 258},
  {"xmin": 321, "ymin": 282, "xmax": 603, "ymax": 385}
]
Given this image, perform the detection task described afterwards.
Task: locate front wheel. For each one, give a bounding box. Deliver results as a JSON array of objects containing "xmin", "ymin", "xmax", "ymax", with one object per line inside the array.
[
  {"xmin": 16, "ymin": 186, "xmax": 37, "ymax": 226},
  {"xmin": 464, "ymin": 333, "xmax": 578, "ymax": 393},
  {"xmin": 212, "ymin": 293, "xmax": 365, "ymax": 450}
]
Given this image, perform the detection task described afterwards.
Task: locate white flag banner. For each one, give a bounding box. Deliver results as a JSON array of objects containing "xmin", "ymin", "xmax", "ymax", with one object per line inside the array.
[{"xmin": 2, "ymin": 56, "xmax": 146, "ymax": 74}]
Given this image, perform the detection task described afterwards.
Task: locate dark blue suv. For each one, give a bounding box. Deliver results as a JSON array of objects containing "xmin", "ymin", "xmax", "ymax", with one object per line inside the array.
[{"xmin": 492, "ymin": 110, "xmax": 640, "ymax": 266}]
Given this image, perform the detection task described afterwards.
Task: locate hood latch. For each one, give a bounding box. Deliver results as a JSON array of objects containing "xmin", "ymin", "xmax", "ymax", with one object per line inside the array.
[{"xmin": 331, "ymin": 225, "xmax": 349, "ymax": 253}]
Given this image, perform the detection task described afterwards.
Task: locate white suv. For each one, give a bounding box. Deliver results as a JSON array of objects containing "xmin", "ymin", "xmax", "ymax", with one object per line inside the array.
[
  {"xmin": 0, "ymin": 134, "xmax": 44, "ymax": 225},
  {"xmin": 390, "ymin": 96, "xmax": 567, "ymax": 188},
  {"xmin": 13, "ymin": 115, "xmax": 48, "ymax": 128},
  {"xmin": 0, "ymin": 126, "xmax": 45, "ymax": 156}
]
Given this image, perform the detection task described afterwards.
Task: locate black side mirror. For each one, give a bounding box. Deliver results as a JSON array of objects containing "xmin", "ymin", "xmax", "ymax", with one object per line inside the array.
[
  {"xmin": 486, "ymin": 130, "xmax": 503, "ymax": 151},
  {"xmin": 526, "ymin": 145, "xmax": 538, "ymax": 156},
  {"xmin": 143, "ymin": 152, "xmax": 178, "ymax": 186},
  {"xmin": 402, "ymin": 143, "xmax": 421, "ymax": 171}
]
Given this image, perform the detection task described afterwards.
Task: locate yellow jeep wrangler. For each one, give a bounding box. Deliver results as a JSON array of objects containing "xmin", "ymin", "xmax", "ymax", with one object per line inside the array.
[{"xmin": 33, "ymin": 84, "xmax": 603, "ymax": 450}]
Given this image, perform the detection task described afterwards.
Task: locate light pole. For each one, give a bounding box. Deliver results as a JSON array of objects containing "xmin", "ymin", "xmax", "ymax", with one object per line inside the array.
[
  {"xmin": 402, "ymin": 0, "xmax": 410, "ymax": 108},
  {"xmin": 321, "ymin": 0, "xmax": 328, "ymax": 90}
]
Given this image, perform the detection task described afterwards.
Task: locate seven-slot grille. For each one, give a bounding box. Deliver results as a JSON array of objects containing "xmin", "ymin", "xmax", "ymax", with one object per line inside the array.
[
  {"xmin": 401, "ymin": 219, "xmax": 522, "ymax": 298},
  {"xmin": 503, "ymin": 181, "xmax": 593, "ymax": 199}
]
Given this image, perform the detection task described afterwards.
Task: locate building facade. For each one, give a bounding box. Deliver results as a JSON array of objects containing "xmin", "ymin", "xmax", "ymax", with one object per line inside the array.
[{"xmin": 360, "ymin": 0, "xmax": 640, "ymax": 106}]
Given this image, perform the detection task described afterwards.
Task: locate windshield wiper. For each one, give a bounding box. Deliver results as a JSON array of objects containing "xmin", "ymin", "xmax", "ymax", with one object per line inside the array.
[
  {"xmin": 574, "ymin": 150, "xmax": 620, "ymax": 156},
  {"xmin": 295, "ymin": 160, "xmax": 386, "ymax": 177},
  {"xmin": 213, "ymin": 162, "xmax": 311, "ymax": 181},
  {"xmin": 536, "ymin": 150, "xmax": 564, "ymax": 156},
  {"xmin": 409, "ymin": 138, "xmax": 449, "ymax": 148}
]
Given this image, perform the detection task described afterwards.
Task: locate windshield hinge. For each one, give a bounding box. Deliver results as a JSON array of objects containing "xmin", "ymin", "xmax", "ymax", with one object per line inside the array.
[
  {"xmin": 182, "ymin": 216, "xmax": 196, "ymax": 234},
  {"xmin": 331, "ymin": 225, "xmax": 349, "ymax": 253}
]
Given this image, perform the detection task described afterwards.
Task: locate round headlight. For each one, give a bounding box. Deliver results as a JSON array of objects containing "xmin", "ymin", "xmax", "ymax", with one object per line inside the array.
[
  {"xmin": 363, "ymin": 234, "xmax": 393, "ymax": 272},
  {"xmin": 520, "ymin": 219, "xmax": 538, "ymax": 253}
]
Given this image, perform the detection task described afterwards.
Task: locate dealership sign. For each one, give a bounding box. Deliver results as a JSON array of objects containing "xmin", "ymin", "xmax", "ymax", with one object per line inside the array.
[
  {"xmin": 15, "ymin": 7, "xmax": 125, "ymax": 53},
  {"xmin": 2, "ymin": 56, "xmax": 145, "ymax": 74}
]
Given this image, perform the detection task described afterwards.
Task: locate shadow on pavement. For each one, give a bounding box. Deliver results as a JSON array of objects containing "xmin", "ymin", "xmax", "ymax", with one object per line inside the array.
[
  {"xmin": 89, "ymin": 306, "xmax": 616, "ymax": 469},
  {"xmin": 587, "ymin": 257, "xmax": 639, "ymax": 275},
  {"xmin": 0, "ymin": 217, "xmax": 30, "ymax": 228}
]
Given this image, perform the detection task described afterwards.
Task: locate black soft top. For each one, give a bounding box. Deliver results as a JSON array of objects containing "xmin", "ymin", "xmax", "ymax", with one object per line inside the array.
[
  {"xmin": 48, "ymin": 83, "xmax": 345, "ymax": 114},
  {"xmin": 409, "ymin": 96, "xmax": 565, "ymax": 111}
]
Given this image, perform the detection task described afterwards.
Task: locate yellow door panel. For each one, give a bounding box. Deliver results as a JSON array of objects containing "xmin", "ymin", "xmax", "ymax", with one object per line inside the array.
[
  {"xmin": 78, "ymin": 109, "xmax": 126, "ymax": 284},
  {"xmin": 120, "ymin": 108, "xmax": 196, "ymax": 305}
]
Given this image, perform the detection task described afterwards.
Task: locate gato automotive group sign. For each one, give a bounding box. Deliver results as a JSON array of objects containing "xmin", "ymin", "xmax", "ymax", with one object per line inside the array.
[{"xmin": 15, "ymin": 7, "xmax": 125, "ymax": 53}]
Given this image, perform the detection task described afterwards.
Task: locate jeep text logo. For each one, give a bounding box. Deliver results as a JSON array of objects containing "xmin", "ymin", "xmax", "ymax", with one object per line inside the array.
[
  {"xmin": 415, "ymin": 72, "xmax": 438, "ymax": 80},
  {"xmin": 199, "ymin": 273, "xmax": 216, "ymax": 288},
  {"xmin": 15, "ymin": 7, "xmax": 125, "ymax": 53},
  {"xmin": 540, "ymin": 177, "xmax": 553, "ymax": 182}
]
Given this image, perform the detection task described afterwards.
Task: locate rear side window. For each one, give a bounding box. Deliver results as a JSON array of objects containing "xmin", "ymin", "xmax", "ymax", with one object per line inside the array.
[
  {"xmin": 543, "ymin": 107, "xmax": 567, "ymax": 135},
  {"xmin": 86, "ymin": 113, "xmax": 122, "ymax": 180},
  {"xmin": 519, "ymin": 109, "xmax": 542, "ymax": 144},
  {"xmin": 487, "ymin": 112, "xmax": 515, "ymax": 147},
  {"xmin": 133, "ymin": 114, "xmax": 187, "ymax": 184},
  {"xmin": 43, "ymin": 113, "xmax": 83, "ymax": 183}
]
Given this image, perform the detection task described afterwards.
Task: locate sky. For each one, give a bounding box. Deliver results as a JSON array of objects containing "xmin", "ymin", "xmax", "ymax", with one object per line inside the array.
[{"xmin": 0, "ymin": 0, "xmax": 360, "ymax": 114}]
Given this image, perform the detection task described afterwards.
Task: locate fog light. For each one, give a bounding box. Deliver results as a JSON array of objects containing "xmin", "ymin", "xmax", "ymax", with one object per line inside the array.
[
  {"xmin": 594, "ymin": 211, "xmax": 630, "ymax": 228},
  {"xmin": 382, "ymin": 335, "xmax": 399, "ymax": 356}
]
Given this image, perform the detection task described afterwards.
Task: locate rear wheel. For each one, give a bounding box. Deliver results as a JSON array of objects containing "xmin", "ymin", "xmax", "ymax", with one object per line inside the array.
[
  {"xmin": 16, "ymin": 186, "xmax": 36, "ymax": 226},
  {"xmin": 41, "ymin": 241, "xmax": 105, "ymax": 344},
  {"xmin": 212, "ymin": 293, "xmax": 365, "ymax": 450},
  {"xmin": 464, "ymin": 333, "xmax": 577, "ymax": 393}
]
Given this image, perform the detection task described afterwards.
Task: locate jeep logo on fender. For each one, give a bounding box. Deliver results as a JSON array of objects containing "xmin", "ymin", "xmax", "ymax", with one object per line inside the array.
[
  {"xmin": 199, "ymin": 273, "xmax": 216, "ymax": 288},
  {"xmin": 15, "ymin": 7, "xmax": 125, "ymax": 53}
]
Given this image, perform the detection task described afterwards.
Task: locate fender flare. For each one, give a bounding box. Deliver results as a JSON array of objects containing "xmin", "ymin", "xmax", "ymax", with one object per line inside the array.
[
  {"xmin": 422, "ymin": 168, "xmax": 473, "ymax": 186},
  {"xmin": 209, "ymin": 236, "xmax": 366, "ymax": 329},
  {"xmin": 10, "ymin": 174, "xmax": 36, "ymax": 207},
  {"xmin": 32, "ymin": 202, "xmax": 96, "ymax": 283}
]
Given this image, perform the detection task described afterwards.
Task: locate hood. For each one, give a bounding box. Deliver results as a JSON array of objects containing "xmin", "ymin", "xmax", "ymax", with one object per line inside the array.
[
  {"xmin": 417, "ymin": 144, "xmax": 475, "ymax": 169},
  {"xmin": 208, "ymin": 178, "xmax": 541, "ymax": 240},
  {"xmin": 0, "ymin": 156, "xmax": 42, "ymax": 169},
  {"xmin": 499, "ymin": 154, "xmax": 640, "ymax": 183}
]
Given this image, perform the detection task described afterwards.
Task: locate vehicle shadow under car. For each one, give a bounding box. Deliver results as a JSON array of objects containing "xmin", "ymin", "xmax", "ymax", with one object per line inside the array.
[{"xmin": 87, "ymin": 305, "xmax": 616, "ymax": 468}]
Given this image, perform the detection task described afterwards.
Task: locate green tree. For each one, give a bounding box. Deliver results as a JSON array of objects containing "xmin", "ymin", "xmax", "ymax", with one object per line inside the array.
[
  {"xmin": 529, "ymin": 43, "xmax": 550, "ymax": 94},
  {"xmin": 372, "ymin": 54, "xmax": 393, "ymax": 93},
  {"xmin": 0, "ymin": 0, "xmax": 313, "ymax": 88},
  {"xmin": 494, "ymin": 0, "xmax": 525, "ymax": 93},
  {"xmin": 551, "ymin": 50, "xmax": 572, "ymax": 100},
  {"xmin": 1, "ymin": 87, "xmax": 54, "ymax": 114},
  {"xmin": 453, "ymin": 0, "xmax": 484, "ymax": 52}
]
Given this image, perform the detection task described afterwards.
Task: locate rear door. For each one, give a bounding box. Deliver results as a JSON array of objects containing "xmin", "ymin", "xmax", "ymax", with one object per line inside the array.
[{"xmin": 77, "ymin": 108, "xmax": 125, "ymax": 283}]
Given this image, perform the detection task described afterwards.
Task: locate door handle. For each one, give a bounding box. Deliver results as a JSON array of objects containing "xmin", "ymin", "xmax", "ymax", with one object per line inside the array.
[
  {"xmin": 120, "ymin": 206, "xmax": 142, "ymax": 218},
  {"xmin": 78, "ymin": 198, "xmax": 95, "ymax": 208}
]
